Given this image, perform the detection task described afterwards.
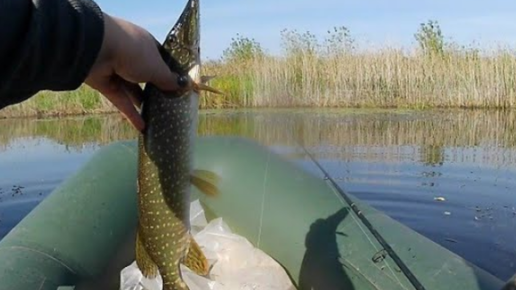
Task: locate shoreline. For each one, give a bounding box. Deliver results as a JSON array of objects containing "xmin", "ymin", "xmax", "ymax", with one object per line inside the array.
[
  {"xmin": 1, "ymin": 105, "xmax": 515, "ymax": 121},
  {"xmin": 3, "ymin": 23, "xmax": 516, "ymax": 119}
]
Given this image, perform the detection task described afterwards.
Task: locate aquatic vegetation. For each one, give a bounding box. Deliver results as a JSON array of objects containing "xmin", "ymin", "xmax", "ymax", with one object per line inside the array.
[
  {"xmin": 2, "ymin": 20, "xmax": 516, "ymax": 118},
  {"xmin": 202, "ymin": 22, "xmax": 516, "ymax": 109},
  {"xmin": 0, "ymin": 86, "xmax": 113, "ymax": 118}
]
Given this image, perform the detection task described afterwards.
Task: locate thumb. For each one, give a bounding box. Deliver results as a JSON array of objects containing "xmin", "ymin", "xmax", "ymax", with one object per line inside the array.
[
  {"xmin": 92, "ymin": 76, "xmax": 145, "ymax": 132},
  {"xmin": 144, "ymin": 40, "xmax": 187, "ymax": 92}
]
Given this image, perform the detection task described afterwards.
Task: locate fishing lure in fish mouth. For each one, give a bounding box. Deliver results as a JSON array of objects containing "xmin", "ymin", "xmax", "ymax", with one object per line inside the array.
[{"xmin": 176, "ymin": 74, "xmax": 223, "ymax": 95}]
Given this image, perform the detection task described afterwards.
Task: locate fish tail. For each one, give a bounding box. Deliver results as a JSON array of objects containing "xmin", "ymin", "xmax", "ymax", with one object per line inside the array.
[
  {"xmin": 135, "ymin": 229, "xmax": 159, "ymax": 278},
  {"xmin": 184, "ymin": 235, "xmax": 210, "ymax": 276},
  {"xmin": 190, "ymin": 169, "xmax": 221, "ymax": 197},
  {"xmin": 158, "ymin": 232, "xmax": 191, "ymax": 290}
]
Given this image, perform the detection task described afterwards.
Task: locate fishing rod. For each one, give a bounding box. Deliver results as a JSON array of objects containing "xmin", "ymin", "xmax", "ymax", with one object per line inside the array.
[{"xmin": 293, "ymin": 138, "xmax": 427, "ymax": 290}]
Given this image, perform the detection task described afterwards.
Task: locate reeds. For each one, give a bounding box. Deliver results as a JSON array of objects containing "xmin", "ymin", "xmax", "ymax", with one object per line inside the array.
[
  {"xmin": 2, "ymin": 22, "xmax": 516, "ymax": 118},
  {"xmin": 201, "ymin": 28, "xmax": 516, "ymax": 109}
]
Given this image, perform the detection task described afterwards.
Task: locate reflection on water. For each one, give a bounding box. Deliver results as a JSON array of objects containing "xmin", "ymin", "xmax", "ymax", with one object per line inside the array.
[{"xmin": 1, "ymin": 109, "xmax": 516, "ymax": 281}]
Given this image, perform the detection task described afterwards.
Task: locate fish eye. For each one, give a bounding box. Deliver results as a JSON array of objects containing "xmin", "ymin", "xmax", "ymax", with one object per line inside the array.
[{"xmin": 168, "ymin": 35, "xmax": 178, "ymax": 44}]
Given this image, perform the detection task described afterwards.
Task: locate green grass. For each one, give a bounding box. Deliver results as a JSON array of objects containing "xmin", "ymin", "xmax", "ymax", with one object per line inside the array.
[{"xmin": 0, "ymin": 86, "xmax": 116, "ymax": 118}]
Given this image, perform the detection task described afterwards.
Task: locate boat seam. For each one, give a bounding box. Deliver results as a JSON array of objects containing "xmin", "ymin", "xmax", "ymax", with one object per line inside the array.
[
  {"xmin": 326, "ymin": 171, "xmax": 411, "ymax": 288},
  {"xmin": 257, "ymin": 149, "xmax": 271, "ymax": 247},
  {"xmin": 8, "ymin": 245, "xmax": 77, "ymax": 275}
]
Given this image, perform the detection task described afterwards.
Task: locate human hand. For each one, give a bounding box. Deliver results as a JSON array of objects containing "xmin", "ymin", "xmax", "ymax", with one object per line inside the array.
[{"xmin": 85, "ymin": 13, "xmax": 188, "ymax": 132}]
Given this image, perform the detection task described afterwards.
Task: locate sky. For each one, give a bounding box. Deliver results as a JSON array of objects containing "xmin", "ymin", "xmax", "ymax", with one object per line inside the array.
[{"xmin": 95, "ymin": 0, "xmax": 516, "ymax": 60}]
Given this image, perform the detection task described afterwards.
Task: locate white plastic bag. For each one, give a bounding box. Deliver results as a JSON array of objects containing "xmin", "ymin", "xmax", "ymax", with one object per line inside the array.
[{"xmin": 119, "ymin": 200, "xmax": 296, "ymax": 290}]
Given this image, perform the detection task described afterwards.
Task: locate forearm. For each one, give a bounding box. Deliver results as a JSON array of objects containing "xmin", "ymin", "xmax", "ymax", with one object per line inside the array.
[{"xmin": 0, "ymin": 0, "xmax": 104, "ymax": 109}]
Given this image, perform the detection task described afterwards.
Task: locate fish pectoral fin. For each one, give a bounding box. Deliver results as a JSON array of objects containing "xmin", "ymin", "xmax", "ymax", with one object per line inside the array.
[
  {"xmin": 135, "ymin": 230, "xmax": 159, "ymax": 279},
  {"xmin": 184, "ymin": 236, "xmax": 210, "ymax": 276},
  {"xmin": 190, "ymin": 169, "xmax": 221, "ymax": 197}
]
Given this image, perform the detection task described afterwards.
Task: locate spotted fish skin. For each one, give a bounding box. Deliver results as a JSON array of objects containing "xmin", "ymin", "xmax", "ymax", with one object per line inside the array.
[
  {"xmin": 137, "ymin": 92, "xmax": 196, "ymax": 289},
  {"xmin": 135, "ymin": 0, "xmax": 211, "ymax": 289}
]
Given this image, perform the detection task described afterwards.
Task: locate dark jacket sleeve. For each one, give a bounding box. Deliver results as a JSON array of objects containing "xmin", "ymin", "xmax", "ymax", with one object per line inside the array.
[{"xmin": 0, "ymin": 0, "xmax": 104, "ymax": 110}]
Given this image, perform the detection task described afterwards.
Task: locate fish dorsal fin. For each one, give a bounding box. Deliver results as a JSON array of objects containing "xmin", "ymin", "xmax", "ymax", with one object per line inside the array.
[{"xmin": 190, "ymin": 169, "xmax": 221, "ymax": 197}]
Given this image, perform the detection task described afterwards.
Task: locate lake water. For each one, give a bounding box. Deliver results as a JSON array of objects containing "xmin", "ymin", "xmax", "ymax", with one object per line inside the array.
[{"xmin": 1, "ymin": 109, "xmax": 515, "ymax": 283}]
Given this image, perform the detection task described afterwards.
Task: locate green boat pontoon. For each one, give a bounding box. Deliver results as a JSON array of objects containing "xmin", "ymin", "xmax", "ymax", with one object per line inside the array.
[{"xmin": 0, "ymin": 136, "xmax": 508, "ymax": 290}]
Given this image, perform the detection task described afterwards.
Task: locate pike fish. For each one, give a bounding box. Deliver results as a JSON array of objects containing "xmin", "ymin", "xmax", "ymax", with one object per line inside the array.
[{"xmin": 135, "ymin": 0, "xmax": 222, "ymax": 289}]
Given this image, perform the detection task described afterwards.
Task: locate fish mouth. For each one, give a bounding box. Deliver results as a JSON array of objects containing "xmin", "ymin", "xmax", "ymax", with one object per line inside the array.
[{"xmin": 160, "ymin": 0, "xmax": 200, "ymax": 79}]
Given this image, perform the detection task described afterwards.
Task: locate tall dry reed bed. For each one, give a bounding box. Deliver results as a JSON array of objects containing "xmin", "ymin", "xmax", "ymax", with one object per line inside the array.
[{"xmin": 202, "ymin": 43, "xmax": 516, "ymax": 109}]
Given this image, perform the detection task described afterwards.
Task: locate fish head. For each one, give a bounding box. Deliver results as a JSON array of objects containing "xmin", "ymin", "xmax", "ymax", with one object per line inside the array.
[
  {"xmin": 157, "ymin": 0, "xmax": 221, "ymax": 101},
  {"xmin": 163, "ymin": 0, "xmax": 201, "ymax": 82},
  {"xmin": 161, "ymin": 0, "xmax": 201, "ymax": 94},
  {"xmin": 140, "ymin": 0, "xmax": 202, "ymax": 130},
  {"xmin": 141, "ymin": 0, "xmax": 222, "ymax": 118},
  {"xmin": 162, "ymin": 0, "xmax": 202, "ymax": 121}
]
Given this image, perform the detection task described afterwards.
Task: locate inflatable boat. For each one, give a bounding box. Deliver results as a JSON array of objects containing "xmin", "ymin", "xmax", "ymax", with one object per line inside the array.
[{"xmin": 0, "ymin": 136, "xmax": 506, "ymax": 290}]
